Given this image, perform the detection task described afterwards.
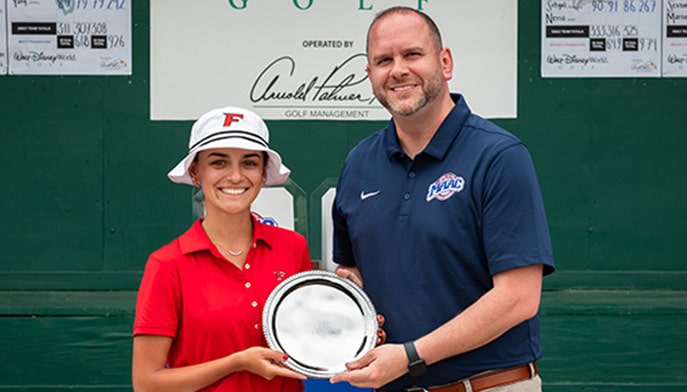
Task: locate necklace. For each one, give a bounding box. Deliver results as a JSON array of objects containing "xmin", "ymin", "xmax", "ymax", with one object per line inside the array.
[
  {"xmin": 226, "ymin": 248, "xmax": 243, "ymax": 256},
  {"xmin": 202, "ymin": 222, "xmax": 250, "ymax": 258},
  {"xmin": 215, "ymin": 244, "xmax": 244, "ymax": 257}
]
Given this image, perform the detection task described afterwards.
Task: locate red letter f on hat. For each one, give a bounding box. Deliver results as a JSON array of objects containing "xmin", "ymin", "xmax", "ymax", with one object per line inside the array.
[{"xmin": 223, "ymin": 113, "xmax": 244, "ymax": 127}]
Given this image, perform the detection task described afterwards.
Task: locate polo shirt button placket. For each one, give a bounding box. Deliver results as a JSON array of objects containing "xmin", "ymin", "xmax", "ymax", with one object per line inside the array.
[
  {"xmin": 242, "ymin": 272, "xmax": 260, "ymax": 335},
  {"xmin": 404, "ymin": 166, "xmax": 416, "ymax": 201},
  {"xmin": 251, "ymin": 300, "xmax": 260, "ymax": 336},
  {"xmin": 400, "ymin": 165, "xmax": 415, "ymax": 216}
]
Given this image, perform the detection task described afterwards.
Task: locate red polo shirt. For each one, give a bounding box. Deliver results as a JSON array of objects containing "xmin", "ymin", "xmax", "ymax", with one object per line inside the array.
[{"xmin": 134, "ymin": 218, "xmax": 311, "ymax": 392}]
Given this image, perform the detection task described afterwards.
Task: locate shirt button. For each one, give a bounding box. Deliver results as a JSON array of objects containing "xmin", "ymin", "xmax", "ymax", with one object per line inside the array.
[
  {"xmin": 245, "ymin": 282, "xmax": 251, "ymax": 289},
  {"xmin": 404, "ymin": 193, "xmax": 410, "ymax": 200},
  {"xmin": 244, "ymin": 263, "xmax": 251, "ymax": 270},
  {"xmin": 251, "ymin": 301, "xmax": 258, "ymax": 308},
  {"xmin": 409, "ymin": 172, "xmax": 415, "ymax": 178},
  {"xmin": 254, "ymin": 323, "xmax": 260, "ymax": 330}
]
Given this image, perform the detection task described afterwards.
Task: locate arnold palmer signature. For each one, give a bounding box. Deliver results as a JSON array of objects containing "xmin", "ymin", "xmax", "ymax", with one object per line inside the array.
[{"xmin": 250, "ymin": 53, "xmax": 376, "ymax": 105}]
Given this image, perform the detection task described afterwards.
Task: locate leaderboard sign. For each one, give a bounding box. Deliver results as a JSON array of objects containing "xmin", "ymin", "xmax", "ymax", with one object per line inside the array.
[
  {"xmin": 2, "ymin": 0, "xmax": 131, "ymax": 75},
  {"xmin": 542, "ymin": 0, "xmax": 687, "ymax": 77},
  {"xmin": 0, "ymin": 4, "xmax": 6, "ymax": 74}
]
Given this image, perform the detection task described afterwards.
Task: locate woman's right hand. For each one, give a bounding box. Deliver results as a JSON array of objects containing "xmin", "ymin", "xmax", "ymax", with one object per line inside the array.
[{"xmin": 235, "ymin": 347, "xmax": 307, "ymax": 381}]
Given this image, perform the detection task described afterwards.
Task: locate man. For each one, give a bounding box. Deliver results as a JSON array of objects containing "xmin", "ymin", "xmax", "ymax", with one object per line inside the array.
[{"xmin": 330, "ymin": 6, "xmax": 555, "ymax": 392}]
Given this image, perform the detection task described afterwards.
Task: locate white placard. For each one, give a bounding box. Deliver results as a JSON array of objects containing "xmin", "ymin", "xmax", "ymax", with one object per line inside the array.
[
  {"xmin": 151, "ymin": 0, "xmax": 517, "ymax": 121},
  {"xmin": 252, "ymin": 187, "xmax": 295, "ymax": 230},
  {"xmin": 320, "ymin": 188, "xmax": 336, "ymax": 272},
  {"xmin": 0, "ymin": 2, "xmax": 7, "ymax": 75},
  {"xmin": 542, "ymin": 0, "xmax": 662, "ymax": 77},
  {"xmin": 663, "ymin": 0, "xmax": 687, "ymax": 76},
  {"xmin": 7, "ymin": 0, "xmax": 131, "ymax": 75}
]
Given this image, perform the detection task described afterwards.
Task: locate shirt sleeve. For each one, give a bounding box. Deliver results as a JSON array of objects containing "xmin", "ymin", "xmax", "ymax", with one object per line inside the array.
[
  {"xmin": 133, "ymin": 250, "xmax": 182, "ymax": 337},
  {"xmin": 482, "ymin": 143, "xmax": 555, "ymax": 276}
]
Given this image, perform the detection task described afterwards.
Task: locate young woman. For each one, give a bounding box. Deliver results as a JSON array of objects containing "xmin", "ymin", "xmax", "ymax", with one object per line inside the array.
[{"xmin": 132, "ymin": 107, "xmax": 311, "ymax": 392}]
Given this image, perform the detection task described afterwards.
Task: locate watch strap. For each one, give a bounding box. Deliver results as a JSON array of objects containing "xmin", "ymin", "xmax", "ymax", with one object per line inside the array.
[
  {"xmin": 403, "ymin": 340, "xmax": 427, "ymax": 377},
  {"xmin": 403, "ymin": 341, "xmax": 420, "ymax": 363}
]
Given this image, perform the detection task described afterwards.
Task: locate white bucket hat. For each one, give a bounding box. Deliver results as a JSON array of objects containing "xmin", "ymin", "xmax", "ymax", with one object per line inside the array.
[{"xmin": 167, "ymin": 106, "xmax": 290, "ymax": 186}]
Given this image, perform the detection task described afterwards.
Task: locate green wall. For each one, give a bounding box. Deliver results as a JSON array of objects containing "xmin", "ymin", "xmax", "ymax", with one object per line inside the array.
[
  {"xmin": 0, "ymin": 2, "xmax": 685, "ymax": 391},
  {"xmin": 0, "ymin": 2, "xmax": 687, "ymax": 289},
  {"xmin": 1, "ymin": 3, "xmax": 685, "ymax": 290}
]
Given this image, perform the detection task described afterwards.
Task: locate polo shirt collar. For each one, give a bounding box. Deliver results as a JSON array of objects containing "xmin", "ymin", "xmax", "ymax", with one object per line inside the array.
[
  {"xmin": 384, "ymin": 93, "xmax": 471, "ymax": 160},
  {"xmin": 178, "ymin": 215, "xmax": 272, "ymax": 256}
]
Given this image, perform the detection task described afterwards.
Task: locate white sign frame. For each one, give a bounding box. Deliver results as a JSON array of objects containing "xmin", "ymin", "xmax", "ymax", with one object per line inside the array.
[
  {"xmin": 0, "ymin": 1, "xmax": 7, "ymax": 75},
  {"xmin": 320, "ymin": 188, "xmax": 337, "ymax": 272},
  {"xmin": 252, "ymin": 187, "xmax": 296, "ymax": 230},
  {"xmin": 150, "ymin": 0, "xmax": 517, "ymax": 121},
  {"xmin": 663, "ymin": 0, "xmax": 687, "ymax": 76},
  {"xmin": 542, "ymin": 0, "xmax": 662, "ymax": 77},
  {"xmin": 7, "ymin": 0, "xmax": 131, "ymax": 75}
]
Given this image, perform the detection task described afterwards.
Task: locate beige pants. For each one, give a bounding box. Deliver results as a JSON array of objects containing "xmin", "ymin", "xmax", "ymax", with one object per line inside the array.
[{"xmin": 481, "ymin": 375, "xmax": 542, "ymax": 392}]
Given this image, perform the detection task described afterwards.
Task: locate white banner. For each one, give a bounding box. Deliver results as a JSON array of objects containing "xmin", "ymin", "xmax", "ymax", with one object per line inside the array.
[
  {"xmin": 663, "ymin": 0, "xmax": 687, "ymax": 76},
  {"xmin": 7, "ymin": 0, "xmax": 131, "ymax": 75},
  {"xmin": 151, "ymin": 0, "xmax": 517, "ymax": 121},
  {"xmin": 0, "ymin": 1, "xmax": 7, "ymax": 75},
  {"xmin": 541, "ymin": 0, "xmax": 662, "ymax": 77}
]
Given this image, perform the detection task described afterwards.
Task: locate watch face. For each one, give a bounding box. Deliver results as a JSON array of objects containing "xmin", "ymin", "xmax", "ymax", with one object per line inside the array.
[
  {"xmin": 262, "ymin": 270, "xmax": 379, "ymax": 378},
  {"xmin": 409, "ymin": 359, "xmax": 428, "ymax": 377}
]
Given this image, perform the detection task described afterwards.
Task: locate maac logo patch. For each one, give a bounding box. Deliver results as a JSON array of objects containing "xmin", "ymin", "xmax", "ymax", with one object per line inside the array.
[{"xmin": 426, "ymin": 172, "xmax": 464, "ymax": 202}]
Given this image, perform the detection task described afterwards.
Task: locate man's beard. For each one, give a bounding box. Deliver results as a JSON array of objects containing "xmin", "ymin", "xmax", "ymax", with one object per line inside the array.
[{"xmin": 374, "ymin": 72, "xmax": 444, "ymax": 117}]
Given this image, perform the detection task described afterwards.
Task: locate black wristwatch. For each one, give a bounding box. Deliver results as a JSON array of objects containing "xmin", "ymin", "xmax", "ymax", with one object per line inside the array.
[{"xmin": 403, "ymin": 341, "xmax": 427, "ymax": 377}]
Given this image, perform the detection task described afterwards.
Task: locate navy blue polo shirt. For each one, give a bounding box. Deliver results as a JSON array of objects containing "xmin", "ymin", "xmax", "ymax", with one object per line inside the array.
[{"xmin": 332, "ymin": 94, "xmax": 555, "ymax": 390}]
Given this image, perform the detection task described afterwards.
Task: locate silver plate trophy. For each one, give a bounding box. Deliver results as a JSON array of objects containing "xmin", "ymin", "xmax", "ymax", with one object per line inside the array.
[{"xmin": 262, "ymin": 270, "xmax": 378, "ymax": 378}]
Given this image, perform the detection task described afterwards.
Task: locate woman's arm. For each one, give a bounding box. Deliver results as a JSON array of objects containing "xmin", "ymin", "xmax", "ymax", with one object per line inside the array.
[{"xmin": 131, "ymin": 335, "xmax": 306, "ymax": 392}]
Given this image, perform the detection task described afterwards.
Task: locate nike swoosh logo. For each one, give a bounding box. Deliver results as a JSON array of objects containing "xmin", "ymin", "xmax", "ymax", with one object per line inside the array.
[{"xmin": 360, "ymin": 190, "xmax": 381, "ymax": 200}]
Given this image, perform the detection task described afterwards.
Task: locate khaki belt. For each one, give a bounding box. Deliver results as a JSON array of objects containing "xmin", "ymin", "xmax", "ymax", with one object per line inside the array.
[{"xmin": 397, "ymin": 362, "xmax": 537, "ymax": 392}]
